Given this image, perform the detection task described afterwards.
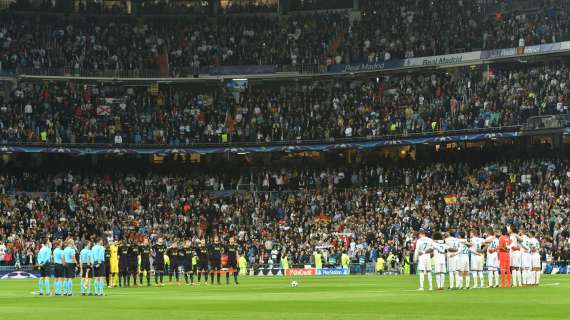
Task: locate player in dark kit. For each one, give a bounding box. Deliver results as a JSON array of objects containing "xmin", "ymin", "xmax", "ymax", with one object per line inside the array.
[
  {"xmin": 118, "ymin": 240, "xmax": 130, "ymax": 287},
  {"xmin": 209, "ymin": 237, "xmax": 223, "ymax": 285},
  {"xmin": 167, "ymin": 242, "xmax": 181, "ymax": 285},
  {"xmin": 104, "ymin": 241, "xmax": 111, "ymax": 288},
  {"xmin": 182, "ymin": 240, "xmax": 194, "ymax": 285},
  {"xmin": 139, "ymin": 238, "xmax": 152, "ymax": 286},
  {"xmin": 196, "ymin": 239, "xmax": 209, "ymax": 285},
  {"xmin": 153, "ymin": 238, "xmax": 166, "ymax": 286},
  {"xmin": 128, "ymin": 241, "xmax": 140, "ymax": 286},
  {"xmin": 226, "ymin": 238, "xmax": 239, "ymax": 285}
]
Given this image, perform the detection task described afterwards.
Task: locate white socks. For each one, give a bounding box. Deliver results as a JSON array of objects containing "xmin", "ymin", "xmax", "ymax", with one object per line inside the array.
[
  {"xmin": 471, "ymin": 272, "xmax": 484, "ymax": 288},
  {"xmin": 526, "ymin": 270, "xmax": 533, "ymax": 285},
  {"xmin": 466, "ymin": 274, "xmax": 470, "ymax": 288},
  {"xmin": 494, "ymin": 270, "xmax": 499, "ymax": 287},
  {"xmin": 527, "ymin": 270, "xmax": 540, "ymax": 285},
  {"xmin": 472, "ymin": 272, "xmax": 478, "ymax": 288},
  {"xmin": 419, "ymin": 272, "xmax": 433, "ymax": 290},
  {"xmin": 449, "ymin": 272, "xmax": 455, "ymax": 289},
  {"xmin": 435, "ymin": 274, "xmax": 445, "ymax": 289}
]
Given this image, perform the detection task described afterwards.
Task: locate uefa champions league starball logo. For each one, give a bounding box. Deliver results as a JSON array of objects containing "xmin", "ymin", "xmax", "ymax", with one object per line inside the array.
[{"xmin": 0, "ymin": 271, "xmax": 37, "ymax": 279}]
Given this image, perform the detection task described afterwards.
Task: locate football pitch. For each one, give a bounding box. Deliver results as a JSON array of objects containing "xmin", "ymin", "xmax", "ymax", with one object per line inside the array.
[{"xmin": 1, "ymin": 275, "xmax": 569, "ymax": 320}]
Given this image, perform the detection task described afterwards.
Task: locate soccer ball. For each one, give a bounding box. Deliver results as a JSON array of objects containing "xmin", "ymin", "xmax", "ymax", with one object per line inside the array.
[{"xmin": 290, "ymin": 280, "xmax": 298, "ymax": 288}]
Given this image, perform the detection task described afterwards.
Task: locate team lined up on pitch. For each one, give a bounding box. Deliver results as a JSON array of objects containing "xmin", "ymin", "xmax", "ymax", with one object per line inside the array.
[
  {"xmin": 414, "ymin": 225, "xmax": 541, "ymax": 291},
  {"xmin": 35, "ymin": 236, "xmax": 242, "ymax": 296}
]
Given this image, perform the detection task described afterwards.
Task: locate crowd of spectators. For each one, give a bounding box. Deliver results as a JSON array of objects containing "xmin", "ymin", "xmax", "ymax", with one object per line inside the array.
[
  {"xmin": 1, "ymin": 1, "xmax": 570, "ymax": 73},
  {"xmin": 0, "ymin": 156, "xmax": 569, "ymax": 270},
  {"xmin": 1, "ymin": 60, "xmax": 569, "ymax": 145},
  {"xmin": 7, "ymin": 0, "xmax": 279, "ymax": 15},
  {"xmin": 0, "ymin": 12, "xmax": 349, "ymax": 74},
  {"xmin": 346, "ymin": 0, "xmax": 570, "ymax": 62}
]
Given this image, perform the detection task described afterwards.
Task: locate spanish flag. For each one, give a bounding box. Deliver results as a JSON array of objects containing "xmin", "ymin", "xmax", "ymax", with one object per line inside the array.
[
  {"xmin": 444, "ymin": 194, "xmax": 458, "ymax": 206},
  {"xmin": 314, "ymin": 213, "xmax": 332, "ymax": 224}
]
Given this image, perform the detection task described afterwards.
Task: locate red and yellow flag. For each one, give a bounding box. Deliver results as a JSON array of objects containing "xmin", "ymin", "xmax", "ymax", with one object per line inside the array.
[{"xmin": 443, "ymin": 194, "xmax": 458, "ymax": 206}]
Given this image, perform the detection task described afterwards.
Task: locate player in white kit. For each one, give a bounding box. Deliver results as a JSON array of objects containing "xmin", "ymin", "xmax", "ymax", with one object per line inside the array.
[
  {"xmin": 444, "ymin": 232, "xmax": 460, "ymax": 290},
  {"xmin": 469, "ymin": 230, "xmax": 485, "ymax": 288},
  {"xmin": 484, "ymin": 228, "xmax": 500, "ymax": 288},
  {"xmin": 509, "ymin": 225, "xmax": 522, "ymax": 287},
  {"xmin": 456, "ymin": 231, "xmax": 471, "ymax": 289},
  {"xmin": 529, "ymin": 231, "xmax": 541, "ymax": 286},
  {"xmin": 519, "ymin": 228, "xmax": 532, "ymax": 286},
  {"xmin": 432, "ymin": 232, "xmax": 447, "ymax": 290},
  {"xmin": 414, "ymin": 229, "xmax": 433, "ymax": 291}
]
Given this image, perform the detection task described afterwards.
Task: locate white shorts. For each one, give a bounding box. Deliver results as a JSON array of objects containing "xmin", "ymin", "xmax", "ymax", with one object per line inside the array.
[
  {"xmin": 435, "ymin": 263, "xmax": 447, "ymax": 274},
  {"xmin": 531, "ymin": 253, "xmax": 541, "ymax": 269},
  {"xmin": 486, "ymin": 253, "xmax": 499, "ymax": 270},
  {"xmin": 457, "ymin": 255, "xmax": 470, "ymax": 272},
  {"xmin": 447, "ymin": 255, "xmax": 458, "ymax": 272},
  {"xmin": 470, "ymin": 254, "xmax": 483, "ymax": 271},
  {"xmin": 521, "ymin": 252, "xmax": 532, "ymax": 269},
  {"xmin": 417, "ymin": 254, "xmax": 431, "ymax": 272},
  {"xmin": 510, "ymin": 251, "xmax": 522, "ymax": 268}
]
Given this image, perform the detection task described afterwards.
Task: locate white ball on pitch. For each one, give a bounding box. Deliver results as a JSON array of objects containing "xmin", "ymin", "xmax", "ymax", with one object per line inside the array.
[{"xmin": 290, "ymin": 280, "xmax": 298, "ymax": 288}]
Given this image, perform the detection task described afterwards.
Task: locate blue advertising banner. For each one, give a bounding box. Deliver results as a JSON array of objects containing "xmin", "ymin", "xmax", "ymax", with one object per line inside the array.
[
  {"xmin": 404, "ymin": 52, "xmax": 481, "ymax": 68},
  {"xmin": 317, "ymin": 268, "xmax": 350, "ymax": 276},
  {"xmin": 327, "ymin": 59, "xmax": 402, "ymax": 73},
  {"xmin": 480, "ymin": 47, "xmax": 517, "ymax": 59},
  {"xmin": 544, "ymin": 264, "xmax": 568, "ymax": 274},
  {"xmin": 519, "ymin": 43, "xmax": 562, "ymax": 56},
  {"xmin": 208, "ymin": 65, "xmax": 276, "ymax": 76},
  {"xmin": 0, "ymin": 131, "xmax": 521, "ymax": 155}
]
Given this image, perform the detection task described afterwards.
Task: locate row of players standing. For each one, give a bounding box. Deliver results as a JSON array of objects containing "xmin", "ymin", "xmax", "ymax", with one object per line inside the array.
[
  {"xmin": 414, "ymin": 226, "xmax": 541, "ymax": 291},
  {"xmin": 35, "ymin": 236, "xmax": 242, "ymax": 297},
  {"xmin": 108, "ymin": 237, "xmax": 240, "ymax": 288}
]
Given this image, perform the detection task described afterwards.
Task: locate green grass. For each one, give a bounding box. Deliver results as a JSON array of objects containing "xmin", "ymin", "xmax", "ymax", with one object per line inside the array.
[{"xmin": 1, "ymin": 275, "xmax": 569, "ymax": 320}]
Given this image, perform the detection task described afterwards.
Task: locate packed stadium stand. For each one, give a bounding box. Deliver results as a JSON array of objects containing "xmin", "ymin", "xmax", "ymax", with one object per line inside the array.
[{"xmin": 0, "ymin": 0, "xmax": 569, "ymax": 277}]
